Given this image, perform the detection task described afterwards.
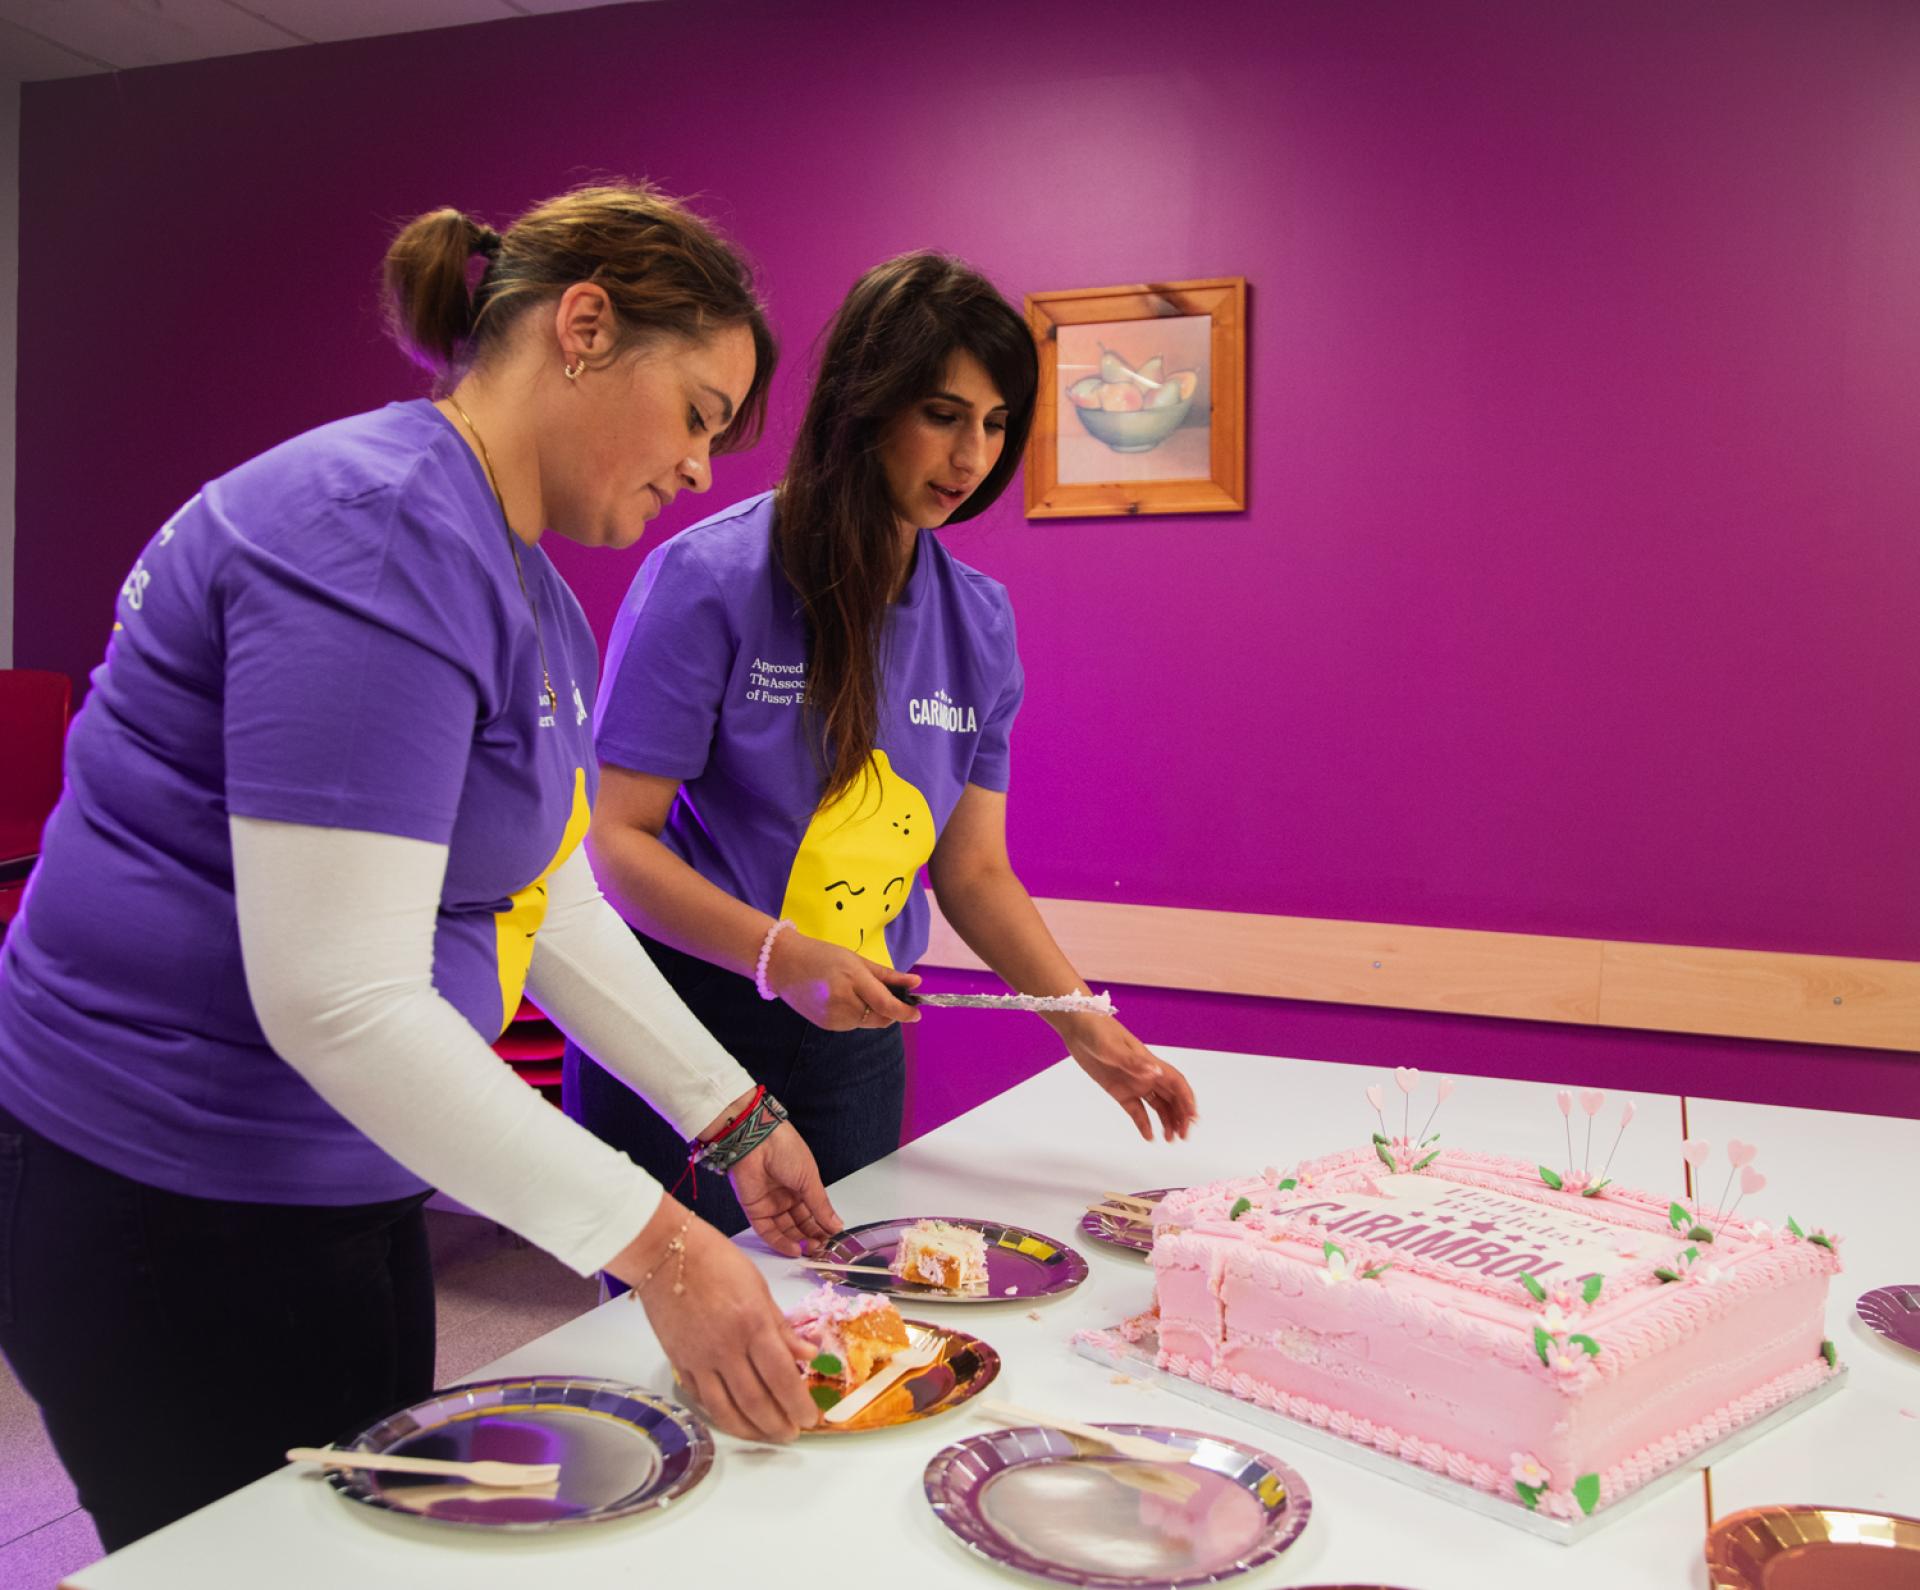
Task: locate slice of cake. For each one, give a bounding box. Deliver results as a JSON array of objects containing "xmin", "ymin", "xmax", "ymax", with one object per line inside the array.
[
  {"xmin": 786, "ymin": 1286, "xmax": 910, "ymax": 1389},
  {"xmin": 892, "ymin": 1220, "xmax": 990, "ymax": 1291},
  {"xmin": 1143, "ymin": 1085, "xmax": 1843, "ymax": 1521}
]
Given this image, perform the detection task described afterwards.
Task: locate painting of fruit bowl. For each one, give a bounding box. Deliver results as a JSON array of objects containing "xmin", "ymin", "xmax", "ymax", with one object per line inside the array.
[
  {"xmin": 1066, "ymin": 351, "xmax": 1202, "ymax": 452},
  {"xmin": 1024, "ymin": 278, "xmax": 1245, "ymax": 518}
]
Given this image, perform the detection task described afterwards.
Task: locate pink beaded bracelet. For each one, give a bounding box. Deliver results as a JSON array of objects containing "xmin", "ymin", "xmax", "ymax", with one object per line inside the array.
[{"xmin": 755, "ymin": 918, "xmax": 795, "ymax": 1000}]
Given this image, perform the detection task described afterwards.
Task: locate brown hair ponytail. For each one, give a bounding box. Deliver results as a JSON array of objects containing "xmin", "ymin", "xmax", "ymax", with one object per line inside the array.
[{"xmin": 381, "ymin": 182, "xmax": 774, "ymax": 451}]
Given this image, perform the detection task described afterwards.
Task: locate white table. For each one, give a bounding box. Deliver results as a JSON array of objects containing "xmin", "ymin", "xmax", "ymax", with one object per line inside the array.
[{"xmin": 62, "ymin": 1051, "xmax": 1920, "ymax": 1589}]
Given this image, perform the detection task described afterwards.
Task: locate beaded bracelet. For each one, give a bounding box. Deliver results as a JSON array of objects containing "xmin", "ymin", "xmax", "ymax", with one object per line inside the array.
[
  {"xmin": 692, "ymin": 1088, "xmax": 789, "ymax": 1174},
  {"xmin": 754, "ymin": 918, "xmax": 795, "ymax": 1000}
]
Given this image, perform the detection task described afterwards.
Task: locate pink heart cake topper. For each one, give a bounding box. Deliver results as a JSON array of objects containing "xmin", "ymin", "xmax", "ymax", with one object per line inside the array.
[
  {"xmin": 1365, "ymin": 1084, "xmax": 1385, "ymax": 1112},
  {"xmin": 1437, "ymin": 1077, "xmax": 1456, "ymax": 1101},
  {"xmin": 1579, "ymin": 1089, "xmax": 1606, "ymax": 1116},
  {"xmin": 1740, "ymin": 1167, "xmax": 1766, "ymax": 1195},
  {"xmin": 1682, "ymin": 1139, "xmax": 1712, "ymax": 1167},
  {"xmin": 1726, "ymin": 1140, "xmax": 1758, "ymax": 1168},
  {"xmin": 1395, "ymin": 1067, "xmax": 1421, "ymax": 1094},
  {"xmin": 1620, "ymin": 1100, "xmax": 1637, "ymax": 1125},
  {"xmin": 1556, "ymin": 1089, "xmax": 1572, "ymax": 1116}
]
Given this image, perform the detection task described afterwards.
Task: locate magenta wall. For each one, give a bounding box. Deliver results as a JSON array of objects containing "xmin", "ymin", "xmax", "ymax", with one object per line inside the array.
[{"xmin": 14, "ymin": 0, "xmax": 1919, "ymax": 1124}]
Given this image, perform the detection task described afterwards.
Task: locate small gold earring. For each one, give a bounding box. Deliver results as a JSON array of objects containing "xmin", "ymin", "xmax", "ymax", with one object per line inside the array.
[{"xmin": 563, "ymin": 357, "xmax": 585, "ymax": 381}]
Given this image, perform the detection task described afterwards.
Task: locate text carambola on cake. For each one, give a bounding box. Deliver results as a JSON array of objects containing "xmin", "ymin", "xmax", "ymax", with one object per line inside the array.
[{"xmin": 1132, "ymin": 1071, "xmax": 1843, "ymax": 1517}]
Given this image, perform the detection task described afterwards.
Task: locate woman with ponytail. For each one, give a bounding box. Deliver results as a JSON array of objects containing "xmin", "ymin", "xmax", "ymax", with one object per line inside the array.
[
  {"xmin": 567, "ymin": 254, "xmax": 1196, "ymax": 1239},
  {"xmin": 0, "ymin": 184, "xmax": 838, "ymax": 1550}
]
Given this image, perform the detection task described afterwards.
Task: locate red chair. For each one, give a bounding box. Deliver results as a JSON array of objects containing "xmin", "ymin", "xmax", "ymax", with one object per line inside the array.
[
  {"xmin": 494, "ymin": 996, "xmax": 566, "ymax": 1096},
  {"xmin": 0, "ymin": 669, "xmax": 73, "ymax": 932}
]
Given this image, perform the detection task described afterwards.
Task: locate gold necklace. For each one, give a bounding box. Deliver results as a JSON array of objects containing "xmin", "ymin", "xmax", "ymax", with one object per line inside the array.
[{"xmin": 449, "ymin": 398, "xmax": 559, "ymax": 715}]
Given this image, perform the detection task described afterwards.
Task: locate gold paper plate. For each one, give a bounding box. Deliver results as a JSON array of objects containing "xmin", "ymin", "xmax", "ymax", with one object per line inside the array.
[
  {"xmin": 803, "ymin": 1318, "xmax": 1000, "ymax": 1435},
  {"xmin": 1708, "ymin": 1505, "xmax": 1920, "ymax": 1589}
]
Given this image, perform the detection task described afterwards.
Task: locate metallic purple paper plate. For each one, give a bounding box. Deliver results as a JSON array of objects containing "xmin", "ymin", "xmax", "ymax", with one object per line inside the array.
[
  {"xmin": 1855, "ymin": 1286, "xmax": 1920, "ymax": 1354},
  {"xmin": 821, "ymin": 1217, "xmax": 1089, "ymax": 1302},
  {"xmin": 925, "ymin": 1423, "xmax": 1310, "ymax": 1587},
  {"xmin": 1080, "ymin": 1190, "xmax": 1180, "ymax": 1257},
  {"xmin": 322, "ymin": 1376, "xmax": 711, "ymax": 1529},
  {"xmin": 802, "ymin": 1318, "xmax": 1001, "ymax": 1434}
]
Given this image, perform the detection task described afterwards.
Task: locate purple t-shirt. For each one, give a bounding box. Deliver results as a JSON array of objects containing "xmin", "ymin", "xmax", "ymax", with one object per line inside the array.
[
  {"xmin": 0, "ymin": 400, "xmax": 599, "ymax": 1205},
  {"xmin": 595, "ymin": 492, "xmax": 1023, "ymax": 970}
]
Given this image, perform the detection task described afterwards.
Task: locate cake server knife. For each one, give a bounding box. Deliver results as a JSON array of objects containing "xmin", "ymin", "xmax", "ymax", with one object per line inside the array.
[{"xmin": 902, "ymin": 991, "xmax": 1116, "ymax": 1014}]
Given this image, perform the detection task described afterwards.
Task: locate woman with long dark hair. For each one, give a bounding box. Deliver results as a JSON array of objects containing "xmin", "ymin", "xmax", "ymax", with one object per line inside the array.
[{"xmin": 568, "ymin": 253, "xmax": 1195, "ymax": 1237}]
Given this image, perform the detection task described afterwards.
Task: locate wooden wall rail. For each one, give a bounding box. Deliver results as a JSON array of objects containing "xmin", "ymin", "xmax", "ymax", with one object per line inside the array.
[{"xmin": 921, "ymin": 899, "xmax": 1920, "ymax": 1054}]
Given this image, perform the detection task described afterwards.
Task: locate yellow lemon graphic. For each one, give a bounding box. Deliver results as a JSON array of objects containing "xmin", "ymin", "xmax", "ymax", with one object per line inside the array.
[
  {"xmin": 779, "ymin": 750, "xmax": 934, "ymax": 968},
  {"xmin": 492, "ymin": 767, "xmax": 591, "ymax": 1033}
]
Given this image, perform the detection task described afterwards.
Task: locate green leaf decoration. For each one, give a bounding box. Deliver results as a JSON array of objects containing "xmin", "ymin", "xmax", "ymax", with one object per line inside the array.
[
  {"xmin": 1669, "ymin": 1202, "xmax": 1690, "ymax": 1231},
  {"xmin": 1422, "ymin": 1134, "xmax": 1442, "ymax": 1146},
  {"xmin": 1573, "ymin": 1473, "xmax": 1600, "ymax": 1516},
  {"xmin": 1519, "ymin": 1272, "xmax": 1548, "ymax": 1303},
  {"xmin": 1375, "ymin": 1142, "xmax": 1399, "ymax": 1170},
  {"xmin": 1653, "ymin": 1268, "xmax": 1682, "ymax": 1283},
  {"xmin": 1532, "ymin": 1324, "xmax": 1554, "ymax": 1366},
  {"xmin": 809, "ymin": 1352, "xmax": 844, "ymax": 1378},
  {"xmin": 1411, "ymin": 1150, "xmax": 1441, "ymax": 1171},
  {"xmin": 1229, "ymin": 1197, "xmax": 1253, "ymax": 1220},
  {"xmin": 1323, "ymin": 1241, "xmax": 1346, "ymax": 1263},
  {"xmin": 1361, "ymin": 1261, "xmax": 1395, "ymax": 1280},
  {"xmin": 1581, "ymin": 1179, "xmax": 1611, "ymax": 1198},
  {"xmin": 1820, "ymin": 1339, "xmax": 1837, "ymax": 1369},
  {"xmin": 1276, "ymin": 1178, "xmax": 1298, "ymax": 1191},
  {"xmin": 1786, "ymin": 1215, "xmax": 1805, "ymax": 1238},
  {"xmin": 1372, "ymin": 1132, "xmax": 1390, "ymax": 1145},
  {"xmin": 1683, "ymin": 1246, "xmax": 1699, "ymax": 1264},
  {"xmin": 1688, "ymin": 1226, "xmax": 1716, "ymax": 1244},
  {"xmin": 1581, "ymin": 1274, "xmax": 1604, "ymax": 1305},
  {"xmin": 1539, "ymin": 1165, "xmax": 1564, "ymax": 1190},
  {"xmin": 1568, "ymin": 1333, "xmax": 1601, "ymax": 1357},
  {"xmin": 1808, "ymin": 1234, "xmax": 1834, "ymax": 1251},
  {"xmin": 810, "ymin": 1384, "xmax": 843, "ymax": 1411},
  {"xmin": 1514, "ymin": 1480, "xmax": 1544, "ymax": 1510}
]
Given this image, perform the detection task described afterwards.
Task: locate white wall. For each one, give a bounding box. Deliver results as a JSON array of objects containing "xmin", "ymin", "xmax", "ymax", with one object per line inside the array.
[{"xmin": 0, "ymin": 81, "xmax": 15, "ymax": 668}]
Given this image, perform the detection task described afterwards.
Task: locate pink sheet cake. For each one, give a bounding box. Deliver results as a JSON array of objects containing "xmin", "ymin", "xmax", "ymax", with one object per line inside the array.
[{"xmin": 1143, "ymin": 1093, "xmax": 1842, "ymax": 1521}]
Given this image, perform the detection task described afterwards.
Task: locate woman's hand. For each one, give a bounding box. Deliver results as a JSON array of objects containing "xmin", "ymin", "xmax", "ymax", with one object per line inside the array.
[
  {"xmin": 609, "ymin": 1201, "xmax": 819, "ymax": 1443},
  {"xmin": 765, "ymin": 929, "xmax": 922, "ymax": 1031},
  {"xmin": 729, "ymin": 1122, "xmax": 843, "ymax": 1255},
  {"xmin": 1061, "ymin": 1017, "xmax": 1197, "ymax": 1142}
]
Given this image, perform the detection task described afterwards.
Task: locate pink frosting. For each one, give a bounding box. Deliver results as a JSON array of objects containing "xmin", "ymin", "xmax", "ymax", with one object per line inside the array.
[{"xmin": 1141, "ymin": 1147, "xmax": 1840, "ymax": 1511}]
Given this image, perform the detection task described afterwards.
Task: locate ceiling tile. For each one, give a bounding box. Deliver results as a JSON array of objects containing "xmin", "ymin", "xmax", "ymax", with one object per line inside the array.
[
  {"xmin": 0, "ymin": 0, "xmax": 301, "ymax": 70},
  {"xmin": 0, "ymin": 16, "xmax": 112, "ymax": 80},
  {"xmin": 240, "ymin": 0, "xmax": 515, "ymax": 45}
]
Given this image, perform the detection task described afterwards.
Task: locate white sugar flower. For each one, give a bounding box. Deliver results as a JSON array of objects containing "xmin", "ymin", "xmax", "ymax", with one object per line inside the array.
[
  {"xmin": 1540, "ymin": 1303, "xmax": 1573, "ymax": 1336},
  {"xmin": 1319, "ymin": 1247, "xmax": 1353, "ymax": 1286}
]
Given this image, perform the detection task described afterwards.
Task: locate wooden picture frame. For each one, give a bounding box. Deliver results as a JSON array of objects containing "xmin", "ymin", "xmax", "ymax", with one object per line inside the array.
[{"xmin": 1024, "ymin": 277, "xmax": 1245, "ymax": 518}]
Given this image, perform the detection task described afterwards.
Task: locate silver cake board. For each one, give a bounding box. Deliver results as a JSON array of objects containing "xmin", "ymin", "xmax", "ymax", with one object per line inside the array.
[{"xmin": 1073, "ymin": 1325, "xmax": 1847, "ymax": 1545}]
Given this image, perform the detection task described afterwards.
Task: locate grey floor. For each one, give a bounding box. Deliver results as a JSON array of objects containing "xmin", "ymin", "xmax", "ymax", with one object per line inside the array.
[{"xmin": 0, "ymin": 1208, "xmax": 599, "ymax": 1588}]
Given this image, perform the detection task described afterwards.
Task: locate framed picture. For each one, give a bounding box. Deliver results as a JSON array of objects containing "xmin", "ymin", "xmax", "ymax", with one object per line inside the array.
[{"xmin": 1023, "ymin": 277, "xmax": 1245, "ymax": 518}]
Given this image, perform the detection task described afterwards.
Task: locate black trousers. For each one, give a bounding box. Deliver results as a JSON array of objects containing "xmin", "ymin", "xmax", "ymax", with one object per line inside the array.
[
  {"xmin": 563, "ymin": 932, "xmax": 906, "ymax": 1255},
  {"xmin": 0, "ymin": 1100, "xmax": 434, "ymax": 1553}
]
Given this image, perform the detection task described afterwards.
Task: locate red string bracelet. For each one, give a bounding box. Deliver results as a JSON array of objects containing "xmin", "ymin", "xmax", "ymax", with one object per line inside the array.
[{"xmin": 669, "ymin": 1084, "xmax": 768, "ymax": 1201}]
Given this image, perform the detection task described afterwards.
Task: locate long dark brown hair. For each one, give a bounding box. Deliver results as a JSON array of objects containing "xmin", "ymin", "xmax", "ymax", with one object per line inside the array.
[
  {"xmin": 776, "ymin": 253, "xmax": 1037, "ymax": 804},
  {"xmin": 381, "ymin": 181, "xmax": 776, "ymax": 453}
]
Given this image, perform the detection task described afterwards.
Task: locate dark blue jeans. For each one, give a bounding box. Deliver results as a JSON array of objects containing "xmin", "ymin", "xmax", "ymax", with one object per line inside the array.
[
  {"xmin": 562, "ymin": 932, "xmax": 905, "ymax": 1250},
  {"xmin": 0, "ymin": 1100, "xmax": 434, "ymax": 1552}
]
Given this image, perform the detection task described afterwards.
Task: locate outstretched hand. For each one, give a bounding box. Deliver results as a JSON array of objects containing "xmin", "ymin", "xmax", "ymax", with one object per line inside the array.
[
  {"xmin": 1064, "ymin": 1018, "xmax": 1197, "ymax": 1141},
  {"xmin": 730, "ymin": 1121, "xmax": 843, "ymax": 1255}
]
